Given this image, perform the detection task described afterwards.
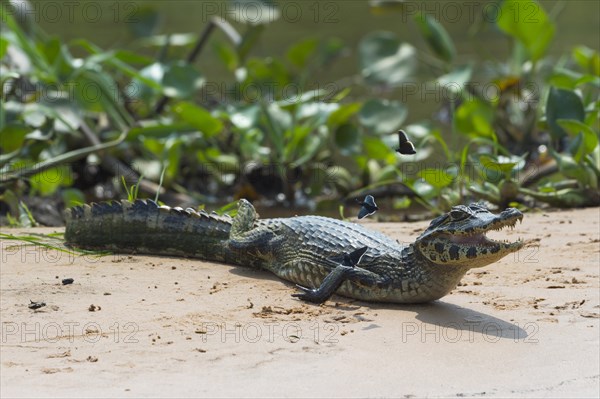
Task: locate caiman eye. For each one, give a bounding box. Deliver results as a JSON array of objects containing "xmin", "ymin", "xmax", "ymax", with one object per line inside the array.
[{"xmin": 449, "ymin": 209, "xmax": 468, "ymax": 220}]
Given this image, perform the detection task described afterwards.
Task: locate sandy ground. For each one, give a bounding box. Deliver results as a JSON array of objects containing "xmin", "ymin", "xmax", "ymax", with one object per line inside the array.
[{"xmin": 0, "ymin": 207, "xmax": 599, "ymax": 398}]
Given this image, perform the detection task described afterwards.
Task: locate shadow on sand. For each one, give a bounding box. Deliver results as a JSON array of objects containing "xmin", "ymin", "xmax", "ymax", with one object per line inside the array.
[{"xmin": 228, "ymin": 266, "xmax": 528, "ymax": 340}]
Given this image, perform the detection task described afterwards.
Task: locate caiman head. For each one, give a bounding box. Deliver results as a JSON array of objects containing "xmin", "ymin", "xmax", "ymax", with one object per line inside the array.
[{"xmin": 414, "ymin": 203, "xmax": 523, "ymax": 269}]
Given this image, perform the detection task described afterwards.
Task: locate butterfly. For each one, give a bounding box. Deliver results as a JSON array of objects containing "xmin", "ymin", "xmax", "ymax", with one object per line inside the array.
[
  {"xmin": 356, "ymin": 195, "xmax": 378, "ymax": 219},
  {"xmin": 329, "ymin": 246, "xmax": 369, "ymax": 267},
  {"xmin": 395, "ymin": 129, "xmax": 416, "ymax": 155}
]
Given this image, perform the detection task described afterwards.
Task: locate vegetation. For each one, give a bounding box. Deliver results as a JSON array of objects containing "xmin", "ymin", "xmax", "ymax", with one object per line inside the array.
[{"xmin": 1, "ymin": 0, "xmax": 598, "ymax": 226}]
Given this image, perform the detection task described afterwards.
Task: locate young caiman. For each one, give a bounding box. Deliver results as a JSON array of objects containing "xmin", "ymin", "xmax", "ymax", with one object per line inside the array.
[{"xmin": 64, "ymin": 199, "xmax": 523, "ymax": 304}]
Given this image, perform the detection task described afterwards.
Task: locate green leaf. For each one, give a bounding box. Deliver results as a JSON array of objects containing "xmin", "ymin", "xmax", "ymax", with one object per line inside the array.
[
  {"xmin": 2, "ymin": 11, "xmax": 52, "ymax": 79},
  {"xmin": 393, "ymin": 196, "xmax": 411, "ymax": 209},
  {"xmin": 113, "ymin": 50, "xmax": 154, "ymax": 65},
  {"xmin": 0, "ymin": 123, "xmax": 30, "ymax": 152},
  {"xmin": 373, "ymin": 164, "xmax": 400, "ymax": 183},
  {"xmin": 549, "ymin": 148, "xmax": 590, "ymax": 184},
  {"xmin": 318, "ymin": 37, "xmax": 345, "ymax": 66},
  {"xmin": 359, "ymin": 31, "xmax": 417, "ymax": 86},
  {"xmin": 410, "ymin": 180, "xmax": 436, "ymax": 199},
  {"xmin": 546, "ymin": 87, "xmax": 585, "ymax": 139},
  {"xmin": 478, "ymin": 154, "xmax": 523, "ymax": 180},
  {"xmin": 292, "ymin": 129, "xmax": 326, "ymax": 167},
  {"xmin": 496, "ymin": 0, "xmax": 555, "ymax": 61},
  {"xmin": 327, "ymin": 165, "xmax": 354, "ymax": 192},
  {"xmin": 164, "ymin": 141, "xmax": 182, "ymax": 184},
  {"xmin": 129, "ymin": 62, "xmax": 166, "ymax": 101},
  {"xmin": 245, "ymin": 57, "xmax": 290, "ymax": 89},
  {"xmin": 335, "ymin": 123, "xmax": 361, "ymax": 155},
  {"xmin": 469, "ymin": 182, "xmax": 501, "ymax": 204},
  {"xmin": 30, "ymin": 165, "xmax": 73, "ymax": 196},
  {"xmin": 172, "ymin": 102, "xmax": 223, "ymax": 138},
  {"xmin": 455, "ymin": 99, "xmax": 495, "ymax": 138},
  {"xmin": 327, "ymin": 103, "xmax": 362, "ymax": 127},
  {"xmin": 437, "ymin": 65, "xmax": 472, "ymax": 93},
  {"xmin": 418, "ymin": 168, "xmax": 455, "ymax": 189},
  {"xmin": 287, "ymin": 38, "xmax": 319, "ymax": 68},
  {"xmin": 413, "ymin": 12, "xmax": 455, "ymax": 63},
  {"xmin": 61, "ymin": 188, "xmax": 86, "ymax": 208},
  {"xmin": 237, "ymin": 24, "xmax": 265, "ymax": 62},
  {"xmin": 358, "ymin": 99, "xmax": 407, "ymax": 136},
  {"xmin": 0, "ymin": 36, "xmax": 8, "ymax": 59},
  {"xmin": 162, "ymin": 62, "xmax": 204, "ymax": 99},
  {"xmin": 230, "ymin": 104, "xmax": 261, "ymax": 129},
  {"xmin": 283, "ymin": 124, "xmax": 312, "ymax": 161},
  {"xmin": 573, "ymin": 46, "xmax": 600, "ymax": 76},
  {"xmin": 549, "ymin": 68, "xmax": 600, "ymax": 90},
  {"xmin": 362, "ymin": 136, "xmax": 396, "ymax": 164},
  {"xmin": 71, "ymin": 70, "xmax": 131, "ymax": 128},
  {"xmin": 519, "ymin": 187, "xmax": 598, "ymax": 208},
  {"xmin": 557, "ymin": 119, "xmax": 599, "ymax": 162},
  {"xmin": 213, "ymin": 42, "xmax": 239, "ymax": 71}
]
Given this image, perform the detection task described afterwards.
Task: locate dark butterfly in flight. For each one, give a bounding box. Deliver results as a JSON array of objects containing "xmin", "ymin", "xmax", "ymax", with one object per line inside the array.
[
  {"xmin": 356, "ymin": 194, "xmax": 378, "ymax": 219},
  {"xmin": 395, "ymin": 129, "xmax": 416, "ymax": 155},
  {"xmin": 329, "ymin": 246, "xmax": 369, "ymax": 267}
]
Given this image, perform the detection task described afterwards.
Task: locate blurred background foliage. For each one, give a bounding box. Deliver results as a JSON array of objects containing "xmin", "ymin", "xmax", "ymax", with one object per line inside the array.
[{"xmin": 0, "ymin": 0, "xmax": 599, "ymax": 226}]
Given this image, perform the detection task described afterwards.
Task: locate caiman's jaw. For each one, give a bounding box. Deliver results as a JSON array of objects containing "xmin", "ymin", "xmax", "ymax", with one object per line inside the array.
[{"xmin": 415, "ymin": 203, "xmax": 524, "ymax": 268}]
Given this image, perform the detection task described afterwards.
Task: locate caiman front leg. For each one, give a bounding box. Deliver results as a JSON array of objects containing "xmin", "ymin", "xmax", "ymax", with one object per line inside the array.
[{"xmin": 292, "ymin": 247, "xmax": 369, "ymax": 304}]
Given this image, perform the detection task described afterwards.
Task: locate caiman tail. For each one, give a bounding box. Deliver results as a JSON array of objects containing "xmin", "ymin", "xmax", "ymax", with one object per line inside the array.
[{"xmin": 64, "ymin": 199, "xmax": 236, "ymax": 263}]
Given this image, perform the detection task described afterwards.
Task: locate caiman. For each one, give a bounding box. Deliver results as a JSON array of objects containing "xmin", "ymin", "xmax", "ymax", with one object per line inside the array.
[{"xmin": 64, "ymin": 199, "xmax": 524, "ymax": 304}]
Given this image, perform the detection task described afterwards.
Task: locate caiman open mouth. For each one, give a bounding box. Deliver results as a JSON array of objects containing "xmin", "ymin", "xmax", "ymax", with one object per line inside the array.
[{"xmin": 447, "ymin": 213, "xmax": 524, "ymax": 250}]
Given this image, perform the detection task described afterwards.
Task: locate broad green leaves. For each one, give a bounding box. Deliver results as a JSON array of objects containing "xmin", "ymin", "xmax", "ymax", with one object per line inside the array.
[
  {"xmin": 455, "ymin": 99, "xmax": 495, "ymax": 139},
  {"xmin": 497, "ymin": 0, "xmax": 555, "ymax": 61},
  {"xmin": 437, "ymin": 65, "xmax": 473, "ymax": 93},
  {"xmin": 287, "ymin": 38, "xmax": 319, "ymax": 69},
  {"xmin": 172, "ymin": 102, "xmax": 223, "ymax": 137},
  {"xmin": 478, "ymin": 154, "xmax": 525, "ymax": 181},
  {"xmin": 358, "ymin": 99, "xmax": 407, "ymax": 136},
  {"xmin": 418, "ymin": 168, "xmax": 455, "ymax": 189},
  {"xmin": 0, "ymin": 124, "xmax": 30, "ymax": 152},
  {"xmin": 334, "ymin": 124, "xmax": 361, "ymax": 156},
  {"xmin": 573, "ymin": 46, "xmax": 600, "ymax": 76},
  {"xmin": 132, "ymin": 61, "xmax": 204, "ymax": 100},
  {"xmin": 30, "ymin": 166, "xmax": 73, "ymax": 196},
  {"xmin": 557, "ymin": 119, "xmax": 599, "ymax": 162},
  {"xmin": 546, "ymin": 87, "xmax": 585, "ymax": 140},
  {"xmin": 162, "ymin": 62, "xmax": 205, "ymax": 99},
  {"xmin": 359, "ymin": 32, "xmax": 417, "ymax": 86},
  {"xmin": 413, "ymin": 12, "xmax": 455, "ymax": 63}
]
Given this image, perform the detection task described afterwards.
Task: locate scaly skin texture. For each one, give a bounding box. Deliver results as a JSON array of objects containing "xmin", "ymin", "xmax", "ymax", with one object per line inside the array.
[{"xmin": 64, "ymin": 199, "xmax": 524, "ymax": 303}]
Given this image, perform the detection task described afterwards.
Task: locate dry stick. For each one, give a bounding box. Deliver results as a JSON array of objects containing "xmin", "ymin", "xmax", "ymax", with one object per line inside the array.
[{"xmin": 152, "ymin": 17, "xmax": 241, "ymax": 116}]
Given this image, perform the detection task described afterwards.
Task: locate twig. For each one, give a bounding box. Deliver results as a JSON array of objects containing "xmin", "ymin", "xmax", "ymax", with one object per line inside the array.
[{"xmin": 0, "ymin": 130, "xmax": 128, "ymax": 183}]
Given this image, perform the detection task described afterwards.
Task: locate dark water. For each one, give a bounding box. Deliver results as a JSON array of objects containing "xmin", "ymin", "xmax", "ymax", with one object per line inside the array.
[
  {"xmin": 31, "ymin": 1, "xmax": 599, "ymax": 53},
  {"xmin": 27, "ymin": 0, "xmax": 598, "ymax": 122},
  {"xmin": 31, "ymin": 1, "xmax": 599, "ymax": 70}
]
